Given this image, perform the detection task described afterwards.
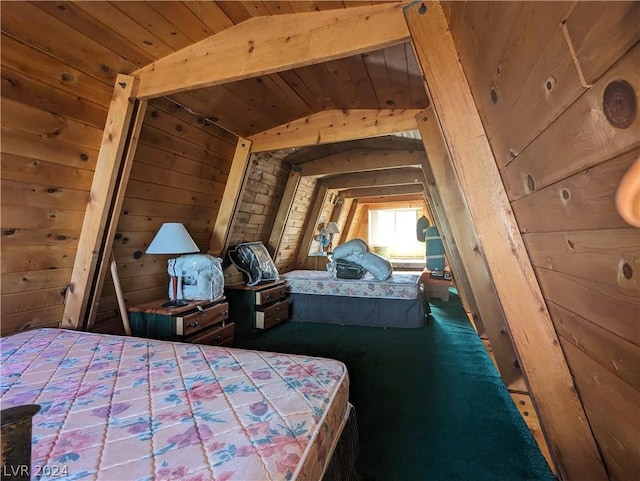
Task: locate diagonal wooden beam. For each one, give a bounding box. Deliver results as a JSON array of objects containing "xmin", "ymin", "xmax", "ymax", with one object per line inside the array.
[
  {"xmin": 61, "ymin": 75, "xmax": 139, "ymax": 330},
  {"xmin": 85, "ymin": 100, "xmax": 148, "ymax": 330},
  {"xmin": 300, "ymin": 149, "xmax": 425, "ymax": 177},
  {"xmin": 134, "ymin": 3, "xmax": 409, "ymax": 99},
  {"xmin": 208, "ymin": 138, "xmax": 252, "ymax": 256},
  {"xmin": 296, "ymin": 182, "xmax": 329, "ymax": 268},
  {"xmin": 417, "ymin": 110, "xmax": 522, "ymax": 387},
  {"xmin": 323, "ymin": 167, "xmax": 423, "ymax": 190},
  {"xmin": 405, "ymin": 3, "xmax": 607, "ymax": 480},
  {"xmin": 249, "ymin": 109, "xmax": 420, "ymax": 152},
  {"xmin": 341, "ymin": 184, "xmax": 425, "ymax": 199},
  {"xmin": 268, "ymin": 167, "xmax": 301, "ymax": 261},
  {"xmin": 419, "ymin": 163, "xmax": 483, "ymax": 336}
]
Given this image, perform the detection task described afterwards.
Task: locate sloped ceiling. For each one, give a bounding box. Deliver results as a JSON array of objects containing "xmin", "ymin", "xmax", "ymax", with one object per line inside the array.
[{"xmin": 24, "ymin": 1, "xmax": 429, "ymax": 138}]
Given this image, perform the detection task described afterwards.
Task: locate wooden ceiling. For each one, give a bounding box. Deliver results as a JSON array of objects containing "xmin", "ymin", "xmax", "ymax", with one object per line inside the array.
[{"xmin": 20, "ymin": 1, "xmax": 429, "ymax": 138}]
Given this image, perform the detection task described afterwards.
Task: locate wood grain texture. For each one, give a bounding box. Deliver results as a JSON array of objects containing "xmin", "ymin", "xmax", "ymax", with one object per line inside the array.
[
  {"xmin": 61, "ymin": 75, "xmax": 139, "ymax": 330},
  {"xmin": 406, "ymin": 4, "xmax": 607, "ymax": 479},
  {"xmin": 134, "ymin": 3, "xmax": 410, "ymax": 98},
  {"xmin": 416, "ymin": 112, "xmax": 522, "ymax": 388},
  {"xmin": 512, "ymin": 149, "xmax": 638, "ymax": 233},
  {"xmin": 549, "ymin": 301, "xmax": 640, "ymax": 392},
  {"xmin": 537, "ymin": 267, "xmax": 640, "ymax": 347},
  {"xmin": 208, "ymin": 138, "xmax": 252, "ymax": 256},
  {"xmin": 341, "ymin": 184, "xmax": 425, "ymax": 199},
  {"xmin": 249, "ymin": 109, "xmax": 420, "ymax": 152},
  {"xmin": 323, "ymin": 167, "xmax": 423, "ymax": 189},
  {"xmin": 269, "ymin": 169, "xmax": 301, "ymax": 260},
  {"xmin": 300, "ymin": 149, "xmax": 424, "ymax": 177},
  {"xmin": 562, "ymin": 341, "xmax": 640, "ymax": 481},
  {"xmin": 565, "ymin": 1, "xmax": 640, "ymax": 85},
  {"xmin": 0, "ymin": 33, "xmax": 113, "ymax": 107},
  {"xmin": 524, "ymin": 229, "xmax": 639, "ymax": 291},
  {"xmin": 503, "ymin": 45, "xmax": 640, "ymax": 201},
  {"xmin": 296, "ymin": 182, "xmax": 329, "ymax": 267}
]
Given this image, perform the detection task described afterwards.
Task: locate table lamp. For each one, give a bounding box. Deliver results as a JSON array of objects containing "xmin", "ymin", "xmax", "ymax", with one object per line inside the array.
[
  {"xmin": 325, "ymin": 221, "xmax": 340, "ymax": 252},
  {"xmin": 146, "ymin": 223, "xmax": 199, "ymax": 307}
]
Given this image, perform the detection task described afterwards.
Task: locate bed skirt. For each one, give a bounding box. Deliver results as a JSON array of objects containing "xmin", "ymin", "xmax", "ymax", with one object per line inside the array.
[
  {"xmin": 323, "ymin": 405, "xmax": 362, "ymax": 481},
  {"xmin": 289, "ymin": 293, "xmax": 427, "ymax": 328}
]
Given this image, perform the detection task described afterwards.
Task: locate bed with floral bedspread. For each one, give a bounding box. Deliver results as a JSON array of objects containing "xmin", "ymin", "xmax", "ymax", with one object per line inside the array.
[
  {"xmin": 281, "ymin": 270, "xmax": 428, "ymax": 328},
  {"xmin": 0, "ymin": 328, "xmax": 352, "ymax": 481}
]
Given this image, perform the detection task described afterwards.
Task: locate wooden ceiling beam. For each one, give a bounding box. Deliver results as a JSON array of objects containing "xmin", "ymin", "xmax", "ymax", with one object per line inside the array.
[
  {"xmin": 299, "ymin": 149, "xmax": 425, "ymax": 177},
  {"xmin": 323, "ymin": 167, "xmax": 423, "ymax": 190},
  {"xmin": 250, "ymin": 109, "xmax": 420, "ymax": 152},
  {"xmin": 356, "ymin": 194, "xmax": 424, "ymax": 204},
  {"xmin": 134, "ymin": 3, "xmax": 409, "ymax": 99},
  {"xmin": 341, "ymin": 184, "xmax": 425, "ymax": 199}
]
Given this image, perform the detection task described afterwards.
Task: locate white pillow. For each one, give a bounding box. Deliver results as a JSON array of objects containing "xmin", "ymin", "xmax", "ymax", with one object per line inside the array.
[
  {"xmin": 333, "ymin": 238, "xmax": 369, "ymax": 260},
  {"xmin": 360, "ymin": 252, "xmax": 393, "ymax": 281}
]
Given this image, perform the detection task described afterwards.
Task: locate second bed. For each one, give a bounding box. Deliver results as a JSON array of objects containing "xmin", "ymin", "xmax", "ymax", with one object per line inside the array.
[{"xmin": 281, "ymin": 270, "xmax": 428, "ymax": 328}]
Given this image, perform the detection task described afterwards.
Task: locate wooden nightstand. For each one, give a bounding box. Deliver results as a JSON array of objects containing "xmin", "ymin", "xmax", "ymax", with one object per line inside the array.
[
  {"xmin": 128, "ymin": 297, "xmax": 233, "ymax": 346},
  {"xmin": 225, "ymin": 280, "xmax": 289, "ymax": 337}
]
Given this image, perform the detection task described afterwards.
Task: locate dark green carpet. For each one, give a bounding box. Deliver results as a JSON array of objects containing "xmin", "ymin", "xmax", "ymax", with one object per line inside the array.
[{"xmin": 235, "ymin": 291, "xmax": 555, "ymax": 481}]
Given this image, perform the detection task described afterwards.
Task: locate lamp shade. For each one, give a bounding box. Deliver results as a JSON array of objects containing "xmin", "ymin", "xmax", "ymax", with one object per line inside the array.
[
  {"xmin": 326, "ymin": 222, "xmax": 340, "ymax": 234},
  {"xmin": 146, "ymin": 223, "xmax": 199, "ymax": 254}
]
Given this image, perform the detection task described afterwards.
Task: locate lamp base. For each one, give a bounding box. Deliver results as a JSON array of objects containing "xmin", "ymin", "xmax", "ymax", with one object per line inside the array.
[{"xmin": 161, "ymin": 299, "xmax": 189, "ymax": 308}]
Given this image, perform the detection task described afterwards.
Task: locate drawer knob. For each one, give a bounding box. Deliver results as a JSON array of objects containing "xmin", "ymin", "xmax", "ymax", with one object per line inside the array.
[
  {"xmin": 189, "ymin": 321, "xmax": 199, "ymax": 328},
  {"xmin": 221, "ymin": 310, "xmax": 228, "ymax": 315},
  {"xmin": 264, "ymin": 294, "xmax": 271, "ymax": 299},
  {"xmin": 215, "ymin": 335, "xmax": 221, "ymax": 341}
]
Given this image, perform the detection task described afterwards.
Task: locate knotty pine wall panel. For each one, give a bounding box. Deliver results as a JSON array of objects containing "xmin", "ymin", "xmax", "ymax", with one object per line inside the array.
[
  {"xmin": 226, "ymin": 151, "xmax": 291, "ymax": 248},
  {"xmin": 450, "ymin": 3, "xmax": 640, "ymax": 478},
  {"xmin": 96, "ymin": 101, "xmax": 236, "ymax": 333},
  {"xmin": 0, "ymin": 52, "xmax": 111, "ymax": 334},
  {"xmin": 276, "ymin": 176, "xmax": 317, "ymax": 273}
]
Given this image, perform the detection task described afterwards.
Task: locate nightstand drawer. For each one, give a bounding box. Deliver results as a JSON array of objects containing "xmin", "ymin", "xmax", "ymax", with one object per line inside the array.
[
  {"xmin": 255, "ymin": 299, "xmax": 289, "ymax": 329},
  {"xmin": 189, "ymin": 322, "xmax": 234, "ymax": 346},
  {"xmin": 255, "ymin": 284, "xmax": 287, "ymax": 305},
  {"xmin": 177, "ymin": 302, "xmax": 229, "ymax": 336}
]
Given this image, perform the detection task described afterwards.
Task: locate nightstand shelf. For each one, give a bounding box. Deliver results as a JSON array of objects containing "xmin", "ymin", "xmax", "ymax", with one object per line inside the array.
[
  {"xmin": 225, "ymin": 280, "xmax": 290, "ymax": 337},
  {"xmin": 128, "ymin": 297, "xmax": 233, "ymax": 346}
]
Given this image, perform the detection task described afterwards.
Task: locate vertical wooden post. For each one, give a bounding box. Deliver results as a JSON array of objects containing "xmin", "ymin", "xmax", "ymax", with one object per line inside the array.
[
  {"xmin": 405, "ymin": 3, "xmax": 607, "ymax": 479},
  {"xmin": 268, "ymin": 167, "xmax": 301, "ymax": 261},
  {"xmin": 61, "ymin": 75, "xmax": 139, "ymax": 330},
  {"xmin": 209, "ymin": 138, "xmax": 252, "ymax": 256}
]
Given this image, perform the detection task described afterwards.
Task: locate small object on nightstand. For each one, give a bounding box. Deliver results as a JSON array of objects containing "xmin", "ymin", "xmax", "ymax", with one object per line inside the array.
[
  {"xmin": 225, "ymin": 280, "xmax": 290, "ymax": 337},
  {"xmin": 128, "ymin": 297, "xmax": 233, "ymax": 346}
]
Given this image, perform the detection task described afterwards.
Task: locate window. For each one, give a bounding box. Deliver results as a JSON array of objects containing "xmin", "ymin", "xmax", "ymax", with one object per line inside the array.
[{"xmin": 368, "ymin": 208, "xmax": 424, "ymax": 258}]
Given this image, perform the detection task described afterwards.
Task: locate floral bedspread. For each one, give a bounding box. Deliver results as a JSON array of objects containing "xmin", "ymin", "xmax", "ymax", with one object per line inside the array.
[
  {"xmin": 0, "ymin": 329, "xmax": 349, "ymax": 481},
  {"xmin": 282, "ymin": 270, "xmax": 420, "ymax": 300}
]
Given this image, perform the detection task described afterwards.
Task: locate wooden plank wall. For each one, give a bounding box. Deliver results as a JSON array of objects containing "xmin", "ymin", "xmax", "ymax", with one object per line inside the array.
[
  {"xmin": 0, "ymin": 6, "xmax": 114, "ymax": 334},
  {"xmin": 275, "ymin": 176, "xmax": 318, "ymax": 273},
  {"xmin": 447, "ymin": 2, "xmax": 640, "ymax": 479},
  {"xmin": 94, "ymin": 100, "xmax": 237, "ymax": 333},
  {"xmin": 227, "ymin": 150, "xmax": 291, "ymax": 247},
  {"xmin": 301, "ymin": 187, "xmax": 339, "ymax": 269}
]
